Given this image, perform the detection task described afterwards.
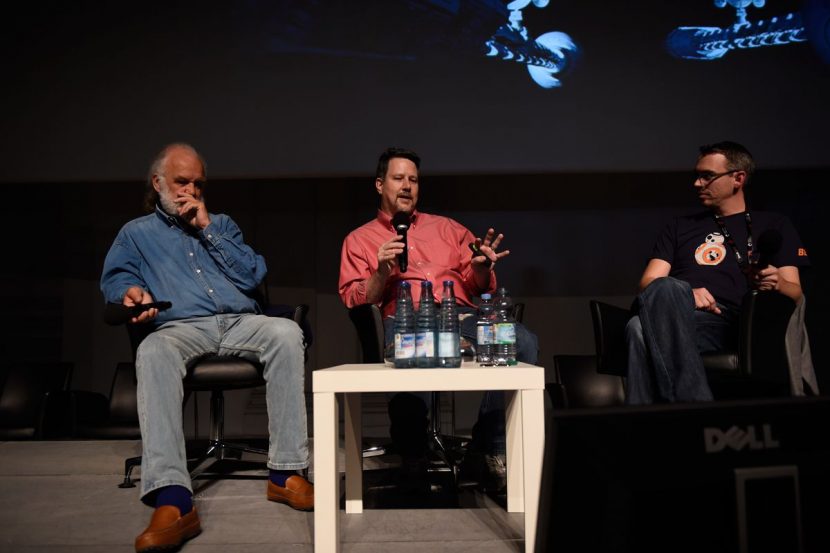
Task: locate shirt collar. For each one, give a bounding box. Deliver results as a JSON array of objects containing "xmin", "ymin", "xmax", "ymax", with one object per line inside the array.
[
  {"xmin": 376, "ymin": 209, "xmax": 419, "ymax": 230},
  {"xmin": 155, "ymin": 204, "xmax": 191, "ymax": 232}
]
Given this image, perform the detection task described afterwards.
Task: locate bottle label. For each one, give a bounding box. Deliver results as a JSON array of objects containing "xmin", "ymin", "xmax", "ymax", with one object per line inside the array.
[
  {"xmin": 477, "ymin": 324, "xmax": 494, "ymax": 345},
  {"xmin": 494, "ymin": 323, "xmax": 516, "ymax": 344},
  {"xmin": 394, "ymin": 333, "xmax": 415, "ymax": 359},
  {"xmin": 438, "ymin": 332, "xmax": 460, "ymax": 357},
  {"xmin": 415, "ymin": 331, "xmax": 435, "ymax": 357}
]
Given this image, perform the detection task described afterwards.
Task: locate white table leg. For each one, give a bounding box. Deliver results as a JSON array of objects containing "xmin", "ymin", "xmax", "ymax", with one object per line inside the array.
[
  {"xmin": 313, "ymin": 392, "xmax": 340, "ymax": 553},
  {"xmin": 504, "ymin": 389, "xmax": 524, "ymax": 513},
  {"xmin": 344, "ymin": 392, "xmax": 363, "ymax": 514},
  {"xmin": 521, "ymin": 388, "xmax": 545, "ymax": 553}
]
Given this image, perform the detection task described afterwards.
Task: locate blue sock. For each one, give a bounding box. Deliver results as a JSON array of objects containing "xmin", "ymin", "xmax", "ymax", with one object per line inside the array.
[
  {"xmin": 269, "ymin": 469, "xmax": 297, "ymax": 486},
  {"xmin": 155, "ymin": 485, "xmax": 192, "ymax": 515}
]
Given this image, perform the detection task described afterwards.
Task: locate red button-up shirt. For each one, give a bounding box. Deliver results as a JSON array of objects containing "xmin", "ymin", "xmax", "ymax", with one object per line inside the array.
[{"xmin": 339, "ymin": 210, "xmax": 497, "ymax": 318}]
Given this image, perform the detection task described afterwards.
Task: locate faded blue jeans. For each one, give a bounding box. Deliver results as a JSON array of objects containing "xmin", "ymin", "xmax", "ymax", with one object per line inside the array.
[
  {"xmin": 384, "ymin": 306, "xmax": 539, "ymax": 456},
  {"xmin": 135, "ymin": 314, "xmax": 308, "ymax": 503},
  {"xmin": 625, "ymin": 277, "xmax": 739, "ymax": 405}
]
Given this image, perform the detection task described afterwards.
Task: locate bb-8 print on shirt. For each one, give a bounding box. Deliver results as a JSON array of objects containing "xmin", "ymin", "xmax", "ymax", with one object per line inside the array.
[{"xmin": 694, "ymin": 233, "xmax": 727, "ymax": 266}]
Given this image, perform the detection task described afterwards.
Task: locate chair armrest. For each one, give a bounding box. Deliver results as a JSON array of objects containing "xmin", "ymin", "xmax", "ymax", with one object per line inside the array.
[{"xmin": 589, "ymin": 300, "xmax": 631, "ymax": 376}]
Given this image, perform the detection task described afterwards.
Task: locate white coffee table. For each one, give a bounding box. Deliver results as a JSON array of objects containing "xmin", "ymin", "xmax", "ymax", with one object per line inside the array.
[{"xmin": 312, "ymin": 361, "xmax": 546, "ymax": 553}]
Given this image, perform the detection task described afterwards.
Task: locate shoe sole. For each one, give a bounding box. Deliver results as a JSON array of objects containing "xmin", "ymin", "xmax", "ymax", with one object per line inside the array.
[{"xmin": 267, "ymin": 490, "xmax": 314, "ymax": 512}]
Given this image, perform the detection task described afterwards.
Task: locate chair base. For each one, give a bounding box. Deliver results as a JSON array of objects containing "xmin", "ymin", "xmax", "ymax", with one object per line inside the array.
[{"xmin": 118, "ymin": 438, "xmax": 269, "ymax": 488}]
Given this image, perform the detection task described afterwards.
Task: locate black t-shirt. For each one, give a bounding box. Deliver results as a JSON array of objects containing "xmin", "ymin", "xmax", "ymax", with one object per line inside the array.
[{"xmin": 652, "ymin": 210, "xmax": 810, "ymax": 308}]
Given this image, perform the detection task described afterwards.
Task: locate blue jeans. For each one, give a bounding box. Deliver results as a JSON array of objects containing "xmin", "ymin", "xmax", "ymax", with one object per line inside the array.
[
  {"xmin": 135, "ymin": 314, "xmax": 308, "ymax": 503},
  {"xmin": 384, "ymin": 307, "xmax": 539, "ymax": 456},
  {"xmin": 625, "ymin": 277, "xmax": 738, "ymax": 405}
]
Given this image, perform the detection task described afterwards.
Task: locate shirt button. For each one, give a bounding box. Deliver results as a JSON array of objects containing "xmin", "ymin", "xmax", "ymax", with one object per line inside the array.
[
  {"xmin": 207, "ymin": 234, "xmax": 212, "ymax": 239},
  {"xmin": 189, "ymin": 252, "xmax": 194, "ymax": 257},
  {"xmin": 196, "ymin": 269, "xmax": 201, "ymax": 273},
  {"xmin": 209, "ymin": 289, "xmax": 214, "ymax": 293}
]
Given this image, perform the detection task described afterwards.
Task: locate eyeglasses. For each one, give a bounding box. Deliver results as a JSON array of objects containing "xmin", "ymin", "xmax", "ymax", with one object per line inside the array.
[{"xmin": 694, "ymin": 170, "xmax": 737, "ymax": 185}]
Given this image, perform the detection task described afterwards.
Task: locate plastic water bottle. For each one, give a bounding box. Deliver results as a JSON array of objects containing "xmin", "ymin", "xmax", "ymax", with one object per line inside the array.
[
  {"xmin": 415, "ymin": 280, "xmax": 438, "ymax": 368},
  {"xmin": 393, "ymin": 281, "xmax": 416, "ymax": 368},
  {"xmin": 476, "ymin": 293, "xmax": 495, "ymax": 366},
  {"xmin": 437, "ymin": 280, "xmax": 461, "ymax": 368},
  {"xmin": 493, "ymin": 287, "xmax": 517, "ymax": 366}
]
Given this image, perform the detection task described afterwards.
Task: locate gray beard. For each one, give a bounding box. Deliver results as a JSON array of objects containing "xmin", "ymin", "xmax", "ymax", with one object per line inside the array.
[
  {"xmin": 158, "ymin": 194, "xmax": 178, "ymax": 216},
  {"xmin": 157, "ymin": 181, "xmax": 179, "ymax": 216}
]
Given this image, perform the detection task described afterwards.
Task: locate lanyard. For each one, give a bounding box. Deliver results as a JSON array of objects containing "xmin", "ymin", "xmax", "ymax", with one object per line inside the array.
[{"xmin": 713, "ymin": 212, "xmax": 754, "ymax": 269}]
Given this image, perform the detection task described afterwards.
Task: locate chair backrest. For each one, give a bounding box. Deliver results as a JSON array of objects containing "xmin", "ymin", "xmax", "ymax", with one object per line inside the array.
[
  {"xmin": 553, "ymin": 354, "xmax": 625, "ymax": 408},
  {"xmin": 589, "ymin": 300, "xmax": 631, "ymax": 376},
  {"xmin": 738, "ymin": 290, "xmax": 796, "ymax": 382},
  {"xmin": 0, "ymin": 362, "xmax": 73, "ymax": 439},
  {"xmin": 108, "ymin": 362, "xmax": 138, "ymax": 422},
  {"xmin": 513, "ymin": 302, "xmax": 525, "ymax": 324},
  {"xmin": 348, "ymin": 304, "xmax": 385, "ymax": 363}
]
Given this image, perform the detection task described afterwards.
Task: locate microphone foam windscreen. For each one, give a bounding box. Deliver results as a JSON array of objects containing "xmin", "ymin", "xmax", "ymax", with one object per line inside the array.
[{"xmin": 391, "ymin": 211, "xmax": 411, "ymax": 231}]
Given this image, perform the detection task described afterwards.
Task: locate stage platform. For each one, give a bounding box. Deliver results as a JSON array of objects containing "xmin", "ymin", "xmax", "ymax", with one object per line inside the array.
[{"xmin": 0, "ymin": 440, "xmax": 525, "ymax": 552}]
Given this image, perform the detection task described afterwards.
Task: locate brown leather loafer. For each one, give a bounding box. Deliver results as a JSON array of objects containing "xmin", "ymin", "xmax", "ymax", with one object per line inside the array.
[
  {"xmin": 267, "ymin": 475, "xmax": 314, "ymax": 511},
  {"xmin": 135, "ymin": 505, "xmax": 201, "ymax": 552}
]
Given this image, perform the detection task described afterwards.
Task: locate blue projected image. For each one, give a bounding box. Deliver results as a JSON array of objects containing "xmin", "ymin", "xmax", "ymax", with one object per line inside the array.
[
  {"xmin": 666, "ymin": 0, "xmax": 830, "ymax": 62},
  {"xmin": 255, "ymin": 1, "xmax": 579, "ymax": 91},
  {"xmin": 483, "ymin": 0, "xmax": 580, "ymax": 88}
]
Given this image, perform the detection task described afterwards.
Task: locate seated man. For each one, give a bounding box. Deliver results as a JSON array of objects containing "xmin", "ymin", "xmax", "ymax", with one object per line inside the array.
[
  {"xmin": 101, "ymin": 144, "xmax": 313, "ymax": 553},
  {"xmin": 626, "ymin": 141, "xmax": 809, "ymax": 404},
  {"xmin": 338, "ymin": 147, "xmax": 538, "ymax": 491}
]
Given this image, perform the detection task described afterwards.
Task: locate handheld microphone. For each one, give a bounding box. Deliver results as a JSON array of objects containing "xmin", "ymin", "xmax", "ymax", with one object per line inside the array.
[
  {"xmin": 104, "ymin": 301, "xmax": 172, "ymax": 325},
  {"xmin": 755, "ymin": 229, "xmax": 783, "ymax": 269},
  {"xmin": 391, "ymin": 212, "xmax": 411, "ymax": 273}
]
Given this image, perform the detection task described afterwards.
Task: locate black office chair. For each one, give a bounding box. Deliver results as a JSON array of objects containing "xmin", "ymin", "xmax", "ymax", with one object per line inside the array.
[
  {"xmin": 551, "ymin": 354, "xmax": 625, "ymax": 409},
  {"xmin": 590, "ymin": 290, "xmax": 798, "ymax": 399},
  {"xmin": 0, "ymin": 362, "xmax": 73, "ymax": 440},
  {"xmin": 116, "ymin": 304, "xmax": 310, "ymax": 488},
  {"xmin": 71, "ymin": 361, "xmax": 141, "ymax": 439}
]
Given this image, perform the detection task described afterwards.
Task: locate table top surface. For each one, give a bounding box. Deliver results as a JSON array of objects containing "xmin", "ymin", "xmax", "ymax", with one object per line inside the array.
[{"xmin": 313, "ymin": 361, "xmax": 545, "ymax": 393}]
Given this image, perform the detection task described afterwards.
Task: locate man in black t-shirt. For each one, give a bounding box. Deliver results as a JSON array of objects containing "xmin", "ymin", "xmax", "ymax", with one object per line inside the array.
[{"xmin": 626, "ymin": 141, "xmax": 810, "ymax": 404}]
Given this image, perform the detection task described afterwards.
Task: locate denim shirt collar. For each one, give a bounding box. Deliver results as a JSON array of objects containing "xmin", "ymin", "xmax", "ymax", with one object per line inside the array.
[{"xmin": 154, "ymin": 204, "xmax": 198, "ymax": 235}]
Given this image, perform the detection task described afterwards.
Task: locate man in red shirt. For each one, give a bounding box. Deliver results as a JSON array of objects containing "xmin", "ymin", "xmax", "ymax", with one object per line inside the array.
[{"xmin": 339, "ymin": 147, "xmax": 538, "ymax": 492}]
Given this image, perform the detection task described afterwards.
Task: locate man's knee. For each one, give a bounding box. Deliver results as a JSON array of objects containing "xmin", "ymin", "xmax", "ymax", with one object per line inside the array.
[
  {"xmin": 260, "ymin": 316, "xmax": 304, "ymax": 350},
  {"xmin": 640, "ymin": 276, "xmax": 692, "ymax": 305},
  {"xmin": 135, "ymin": 332, "xmax": 188, "ymax": 379},
  {"xmin": 625, "ymin": 315, "xmax": 643, "ymax": 343},
  {"xmin": 136, "ymin": 332, "xmax": 177, "ymax": 363}
]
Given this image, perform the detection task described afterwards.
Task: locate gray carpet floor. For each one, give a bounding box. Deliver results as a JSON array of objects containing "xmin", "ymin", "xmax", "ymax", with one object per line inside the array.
[{"xmin": 0, "ymin": 440, "xmax": 526, "ymax": 552}]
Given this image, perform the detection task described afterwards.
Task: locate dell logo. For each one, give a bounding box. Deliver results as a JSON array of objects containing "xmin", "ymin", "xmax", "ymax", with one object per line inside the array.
[{"xmin": 703, "ymin": 424, "xmax": 780, "ymax": 453}]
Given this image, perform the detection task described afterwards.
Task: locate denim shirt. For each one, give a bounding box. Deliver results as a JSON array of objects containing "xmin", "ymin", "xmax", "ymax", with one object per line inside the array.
[{"xmin": 100, "ymin": 206, "xmax": 267, "ymax": 325}]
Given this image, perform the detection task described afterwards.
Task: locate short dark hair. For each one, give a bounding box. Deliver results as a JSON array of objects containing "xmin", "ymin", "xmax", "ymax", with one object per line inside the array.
[
  {"xmin": 375, "ymin": 147, "xmax": 421, "ymax": 180},
  {"xmin": 143, "ymin": 143, "xmax": 207, "ymax": 213},
  {"xmin": 698, "ymin": 141, "xmax": 755, "ymax": 181}
]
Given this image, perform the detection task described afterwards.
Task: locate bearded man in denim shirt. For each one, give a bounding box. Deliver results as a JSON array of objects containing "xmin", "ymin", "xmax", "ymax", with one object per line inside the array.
[{"xmin": 101, "ymin": 144, "xmax": 313, "ymax": 553}]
